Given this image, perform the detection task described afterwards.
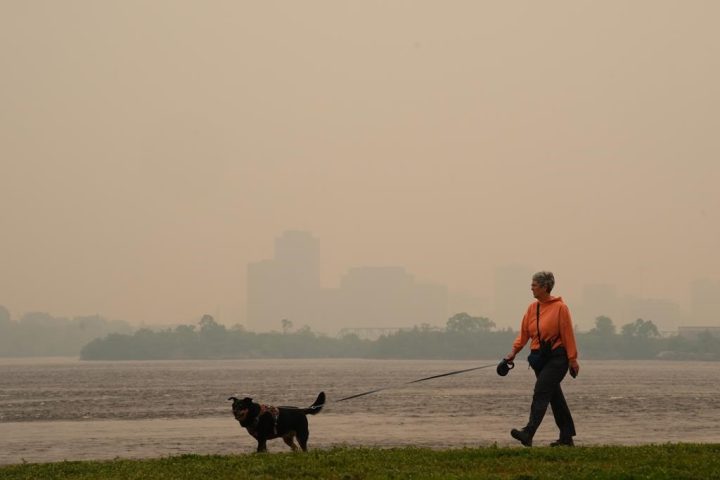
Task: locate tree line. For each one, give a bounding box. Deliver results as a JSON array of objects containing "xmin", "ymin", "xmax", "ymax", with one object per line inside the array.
[
  {"xmin": 2, "ymin": 304, "xmax": 717, "ymax": 360},
  {"xmin": 79, "ymin": 313, "xmax": 720, "ymax": 361}
]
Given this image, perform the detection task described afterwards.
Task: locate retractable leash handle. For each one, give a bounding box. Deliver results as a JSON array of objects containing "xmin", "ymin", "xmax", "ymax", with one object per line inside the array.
[{"xmin": 496, "ymin": 358, "xmax": 514, "ymax": 376}]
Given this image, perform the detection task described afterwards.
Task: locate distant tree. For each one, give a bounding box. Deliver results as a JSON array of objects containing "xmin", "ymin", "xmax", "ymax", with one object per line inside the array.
[
  {"xmin": 199, "ymin": 314, "xmax": 222, "ymax": 332},
  {"xmin": 446, "ymin": 313, "xmax": 495, "ymax": 333},
  {"xmin": 637, "ymin": 319, "xmax": 660, "ymax": 338},
  {"xmin": 281, "ymin": 318, "xmax": 294, "ymax": 334},
  {"xmin": 296, "ymin": 325, "xmax": 312, "ymax": 336},
  {"xmin": 695, "ymin": 330, "xmax": 720, "ymax": 355},
  {"xmin": 175, "ymin": 324, "xmax": 196, "ymax": 334},
  {"xmin": 621, "ymin": 318, "xmax": 660, "ymax": 338},
  {"xmin": 198, "ymin": 315, "xmax": 226, "ymax": 345},
  {"xmin": 591, "ymin": 316, "xmax": 616, "ymax": 336}
]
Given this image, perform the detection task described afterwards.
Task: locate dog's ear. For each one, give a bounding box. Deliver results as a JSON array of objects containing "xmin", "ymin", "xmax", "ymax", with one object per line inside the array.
[
  {"xmin": 241, "ymin": 397, "xmax": 253, "ymax": 403},
  {"xmin": 228, "ymin": 396, "xmax": 240, "ymax": 402}
]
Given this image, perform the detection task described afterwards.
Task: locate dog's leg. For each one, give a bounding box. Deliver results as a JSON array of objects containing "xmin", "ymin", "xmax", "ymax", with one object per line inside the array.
[
  {"xmin": 256, "ymin": 438, "xmax": 268, "ymax": 453},
  {"xmin": 282, "ymin": 433, "xmax": 299, "ymax": 452},
  {"xmin": 297, "ymin": 427, "xmax": 309, "ymax": 452}
]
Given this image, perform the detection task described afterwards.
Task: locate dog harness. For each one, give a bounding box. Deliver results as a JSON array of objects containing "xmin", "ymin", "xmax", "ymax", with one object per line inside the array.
[
  {"xmin": 254, "ymin": 404, "xmax": 280, "ymax": 435},
  {"xmin": 260, "ymin": 405, "xmax": 280, "ymax": 423}
]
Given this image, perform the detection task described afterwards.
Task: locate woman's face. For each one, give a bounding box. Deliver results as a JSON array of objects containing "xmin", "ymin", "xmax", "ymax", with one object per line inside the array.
[{"xmin": 531, "ymin": 281, "xmax": 547, "ymax": 299}]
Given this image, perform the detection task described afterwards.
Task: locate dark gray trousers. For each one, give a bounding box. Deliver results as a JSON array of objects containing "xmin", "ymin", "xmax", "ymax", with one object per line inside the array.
[{"xmin": 526, "ymin": 348, "xmax": 576, "ymax": 439}]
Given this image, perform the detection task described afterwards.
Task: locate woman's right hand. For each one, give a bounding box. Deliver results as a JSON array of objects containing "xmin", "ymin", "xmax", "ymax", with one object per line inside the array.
[{"xmin": 505, "ymin": 351, "xmax": 516, "ymax": 362}]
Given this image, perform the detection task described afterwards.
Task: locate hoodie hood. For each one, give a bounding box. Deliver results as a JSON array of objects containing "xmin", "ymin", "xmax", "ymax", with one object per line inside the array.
[{"xmin": 539, "ymin": 296, "xmax": 564, "ymax": 304}]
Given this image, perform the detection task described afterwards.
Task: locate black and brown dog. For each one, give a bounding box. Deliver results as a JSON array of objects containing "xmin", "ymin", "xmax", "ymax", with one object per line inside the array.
[{"xmin": 228, "ymin": 392, "xmax": 325, "ymax": 452}]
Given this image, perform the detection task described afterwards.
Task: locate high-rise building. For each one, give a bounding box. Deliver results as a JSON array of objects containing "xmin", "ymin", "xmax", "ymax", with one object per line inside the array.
[
  {"xmin": 246, "ymin": 231, "xmax": 321, "ymax": 331},
  {"xmin": 619, "ymin": 295, "xmax": 683, "ymax": 333},
  {"xmin": 247, "ymin": 232, "xmax": 450, "ymax": 333},
  {"xmin": 332, "ymin": 266, "xmax": 448, "ymax": 329},
  {"xmin": 274, "ymin": 230, "xmax": 320, "ymax": 290}
]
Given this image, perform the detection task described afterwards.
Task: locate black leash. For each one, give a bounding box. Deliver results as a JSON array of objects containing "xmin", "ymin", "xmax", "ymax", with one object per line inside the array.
[{"xmin": 335, "ymin": 363, "xmax": 497, "ymax": 402}]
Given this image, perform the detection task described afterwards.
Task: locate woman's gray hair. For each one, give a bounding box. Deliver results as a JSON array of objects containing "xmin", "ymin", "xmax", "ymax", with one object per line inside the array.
[{"xmin": 532, "ymin": 271, "xmax": 555, "ymax": 293}]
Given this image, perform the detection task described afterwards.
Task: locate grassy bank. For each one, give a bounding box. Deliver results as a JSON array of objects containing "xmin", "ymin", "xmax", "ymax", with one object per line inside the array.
[{"xmin": 2, "ymin": 444, "xmax": 718, "ymax": 479}]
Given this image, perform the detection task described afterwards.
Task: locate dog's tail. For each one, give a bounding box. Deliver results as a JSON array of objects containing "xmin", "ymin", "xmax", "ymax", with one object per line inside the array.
[{"xmin": 304, "ymin": 391, "xmax": 325, "ymax": 415}]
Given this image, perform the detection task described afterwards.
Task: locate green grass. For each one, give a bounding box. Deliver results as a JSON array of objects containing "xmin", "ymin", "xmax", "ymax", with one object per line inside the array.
[{"xmin": 2, "ymin": 444, "xmax": 719, "ymax": 480}]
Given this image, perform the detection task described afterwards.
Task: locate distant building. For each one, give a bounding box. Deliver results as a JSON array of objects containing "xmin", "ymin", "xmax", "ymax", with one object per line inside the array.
[
  {"xmin": 274, "ymin": 230, "xmax": 321, "ymax": 290},
  {"xmin": 330, "ymin": 266, "xmax": 448, "ymax": 330},
  {"xmin": 246, "ymin": 231, "xmax": 321, "ymax": 331},
  {"xmin": 247, "ymin": 232, "xmax": 450, "ymax": 334},
  {"xmin": 690, "ymin": 279, "xmax": 720, "ymax": 326},
  {"xmin": 619, "ymin": 295, "xmax": 683, "ymax": 333},
  {"xmin": 678, "ymin": 326, "xmax": 720, "ymax": 340}
]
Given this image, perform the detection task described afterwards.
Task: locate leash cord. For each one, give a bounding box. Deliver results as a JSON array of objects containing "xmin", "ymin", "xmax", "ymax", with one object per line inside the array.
[{"xmin": 334, "ymin": 363, "xmax": 497, "ymax": 403}]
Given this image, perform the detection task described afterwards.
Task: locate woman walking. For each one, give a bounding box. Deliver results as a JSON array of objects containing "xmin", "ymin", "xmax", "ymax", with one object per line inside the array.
[{"xmin": 504, "ymin": 271, "xmax": 579, "ymax": 447}]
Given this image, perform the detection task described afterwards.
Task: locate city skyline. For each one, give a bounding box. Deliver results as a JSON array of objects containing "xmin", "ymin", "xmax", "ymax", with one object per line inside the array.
[
  {"xmin": 241, "ymin": 230, "xmax": 713, "ymax": 334},
  {"xmin": 1, "ymin": 227, "xmax": 717, "ymax": 332},
  {"xmin": 247, "ymin": 230, "xmax": 450, "ymax": 334},
  {"xmin": 1, "ymin": 2, "xmax": 718, "ymax": 329},
  {"xmin": 2, "ymin": 228, "xmax": 719, "ymax": 332}
]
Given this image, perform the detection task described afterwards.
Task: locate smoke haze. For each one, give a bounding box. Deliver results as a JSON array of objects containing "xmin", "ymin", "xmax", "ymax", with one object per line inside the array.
[{"xmin": 1, "ymin": 1, "xmax": 719, "ymax": 329}]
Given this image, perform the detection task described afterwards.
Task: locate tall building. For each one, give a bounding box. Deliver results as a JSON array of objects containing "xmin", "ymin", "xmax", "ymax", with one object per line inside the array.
[
  {"xmin": 619, "ymin": 295, "xmax": 683, "ymax": 333},
  {"xmin": 246, "ymin": 231, "xmax": 321, "ymax": 331},
  {"xmin": 247, "ymin": 232, "xmax": 450, "ymax": 333},
  {"xmin": 274, "ymin": 230, "xmax": 320, "ymax": 290},
  {"xmin": 331, "ymin": 267, "xmax": 448, "ymax": 329}
]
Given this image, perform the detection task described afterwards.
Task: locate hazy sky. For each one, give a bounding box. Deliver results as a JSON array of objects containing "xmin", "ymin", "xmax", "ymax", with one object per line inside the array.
[{"xmin": 2, "ymin": 1, "xmax": 719, "ymax": 326}]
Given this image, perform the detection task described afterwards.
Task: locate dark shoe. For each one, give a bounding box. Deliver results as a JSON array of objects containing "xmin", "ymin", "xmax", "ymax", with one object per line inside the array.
[
  {"xmin": 550, "ymin": 438, "xmax": 574, "ymax": 447},
  {"xmin": 511, "ymin": 428, "xmax": 533, "ymax": 447}
]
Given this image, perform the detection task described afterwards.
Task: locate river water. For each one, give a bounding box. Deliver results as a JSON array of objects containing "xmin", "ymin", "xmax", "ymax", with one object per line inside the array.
[{"xmin": 0, "ymin": 357, "xmax": 718, "ymax": 464}]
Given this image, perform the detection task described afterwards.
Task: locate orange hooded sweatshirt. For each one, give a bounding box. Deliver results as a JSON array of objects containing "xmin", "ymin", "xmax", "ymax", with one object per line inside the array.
[{"xmin": 511, "ymin": 296, "xmax": 578, "ymax": 362}]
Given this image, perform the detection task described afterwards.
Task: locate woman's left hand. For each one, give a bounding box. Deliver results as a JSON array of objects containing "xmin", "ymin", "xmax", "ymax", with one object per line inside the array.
[{"xmin": 569, "ymin": 360, "xmax": 580, "ymax": 378}]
